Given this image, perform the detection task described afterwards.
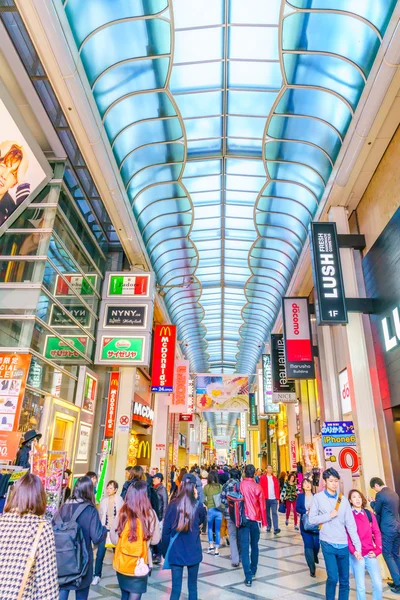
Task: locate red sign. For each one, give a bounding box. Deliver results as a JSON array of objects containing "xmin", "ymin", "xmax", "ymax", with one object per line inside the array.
[
  {"xmin": 282, "ymin": 297, "xmax": 314, "ymax": 379},
  {"xmin": 170, "ymin": 359, "xmax": 189, "ymax": 413},
  {"xmin": 0, "ymin": 431, "xmax": 22, "ymax": 461},
  {"xmin": 151, "ymin": 325, "xmax": 176, "ymax": 392},
  {"xmin": 104, "ymin": 372, "xmax": 120, "ymax": 438},
  {"xmin": 0, "ymin": 353, "xmax": 32, "ymax": 432},
  {"xmin": 179, "ymin": 414, "xmax": 193, "ymax": 422},
  {"xmin": 290, "ymin": 440, "xmax": 297, "ymax": 469}
]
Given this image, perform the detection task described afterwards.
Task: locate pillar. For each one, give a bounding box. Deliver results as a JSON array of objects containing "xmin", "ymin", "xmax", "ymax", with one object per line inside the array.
[
  {"xmin": 110, "ymin": 367, "xmax": 135, "ymax": 487},
  {"xmin": 151, "ymin": 393, "xmax": 169, "ymax": 477}
]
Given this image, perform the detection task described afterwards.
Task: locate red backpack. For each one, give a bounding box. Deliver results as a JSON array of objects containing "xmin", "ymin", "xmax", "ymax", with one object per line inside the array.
[{"xmin": 227, "ymin": 482, "xmax": 246, "ymax": 528}]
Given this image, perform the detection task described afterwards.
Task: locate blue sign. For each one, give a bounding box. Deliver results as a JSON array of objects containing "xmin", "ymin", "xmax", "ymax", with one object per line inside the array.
[
  {"xmin": 151, "ymin": 385, "xmax": 173, "ymax": 393},
  {"xmin": 321, "ymin": 421, "xmax": 356, "ymax": 448}
]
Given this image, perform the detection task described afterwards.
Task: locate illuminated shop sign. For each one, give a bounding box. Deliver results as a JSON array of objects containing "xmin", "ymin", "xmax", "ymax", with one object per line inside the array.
[
  {"xmin": 270, "ymin": 334, "xmax": 296, "ymax": 403},
  {"xmin": 170, "ymin": 359, "xmax": 189, "ymax": 413},
  {"xmin": 282, "ymin": 297, "xmax": 315, "ymax": 379},
  {"xmin": 104, "ymin": 304, "xmax": 148, "ymax": 329},
  {"xmin": 132, "ymin": 400, "xmax": 154, "ymax": 426},
  {"xmin": 249, "ymin": 393, "xmax": 258, "ymax": 426},
  {"xmin": 310, "ymin": 222, "xmax": 348, "ymax": 325},
  {"xmin": 381, "ymin": 306, "xmax": 400, "ymax": 352},
  {"xmin": 96, "ymin": 335, "xmax": 149, "ymax": 366},
  {"xmin": 104, "ymin": 372, "xmax": 120, "ymax": 438},
  {"xmin": 151, "ymin": 325, "xmax": 176, "ymax": 393},
  {"xmin": 55, "ymin": 274, "xmax": 97, "ymax": 297},
  {"xmin": 50, "ymin": 304, "xmax": 91, "ymax": 328},
  {"xmin": 261, "ymin": 354, "xmax": 280, "ymax": 414},
  {"xmin": 44, "ymin": 335, "xmax": 88, "ymax": 361},
  {"xmin": 106, "ymin": 273, "xmax": 153, "ymax": 299}
]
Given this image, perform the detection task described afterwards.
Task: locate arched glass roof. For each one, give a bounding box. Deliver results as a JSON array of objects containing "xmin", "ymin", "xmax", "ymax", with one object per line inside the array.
[{"xmin": 64, "ymin": 0, "xmax": 397, "ymax": 375}]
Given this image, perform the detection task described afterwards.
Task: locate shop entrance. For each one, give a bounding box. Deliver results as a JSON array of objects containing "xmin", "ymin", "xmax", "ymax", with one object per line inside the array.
[{"xmin": 51, "ymin": 412, "xmax": 76, "ymax": 460}]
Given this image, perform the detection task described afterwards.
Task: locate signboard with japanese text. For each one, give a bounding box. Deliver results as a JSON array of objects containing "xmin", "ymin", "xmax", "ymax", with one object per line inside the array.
[
  {"xmin": 261, "ymin": 355, "xmax": 280, "ymax": 414},
  {"xmin": 44, "ymin": 335, "xmax": 88, "ymax": 361},
  {"xmin": 249, "ymin": 393, "xmax": 258, "ymax": 426},
  {"xmin": 96, "ymin": 334, "xmax": 150, "ymax": 366},
  {"xmin": 239, "ymin": 412, "xmax": 247, "ymax": 439},
  {"xmin": 151, "ymin": 325, "xmax": 176, "ymax": 393},
  {"xmin": 170, "ymin": 359, "xmax": 189, "ymax": 413},
  {"xmin": 0, "ymin": 353, "xmax": 31, "ymax": 431},
  {"xmin": 179, "ymin": 414, "xmax": 193, "ymax": 422},
  {"xmin": 105, "ymin": 372, "xmax": 120, "ymax": 438},
  {"xmin": 201, "ymin": 419, "xmax": 208, "ymax": 443},
  {"xmin": 271, "ymin": 335, "xmax": 296, "ymax": 403},
  {"xmin": 321, "ymin": 421, "xmax": 356, "ymax": 447},
  {"xmin": 310, "ymin": 222, "xmax": 348, "ymax": 325},
  {"xmin": 0, "ymin": 430, "xmax": 22, "ymax": 460},
  {"xmin": 55, "ymin": 274, "xmax": 97, "ymax": 297},
  {"xmin": 105, "ymin": 272, "xmax": 154, "ymax": 299},
  {"xmin": 282, "ymin": 297, "xmax": 315, "ymax": 379},
  {"xmin": 321, "ymin": 421, "xmax": 359, "ymax": 476}
]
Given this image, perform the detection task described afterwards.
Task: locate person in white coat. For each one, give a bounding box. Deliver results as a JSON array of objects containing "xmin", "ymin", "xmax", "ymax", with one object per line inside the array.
[{"xmin": 92, "ymin": 480, "xmax": 124, "ymax": 585}]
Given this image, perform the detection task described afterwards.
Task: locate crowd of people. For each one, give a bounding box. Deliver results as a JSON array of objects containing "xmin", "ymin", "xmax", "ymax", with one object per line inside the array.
[{"xmin": 0, "ymin": 463, "xmax": 399, "ymax": 600}]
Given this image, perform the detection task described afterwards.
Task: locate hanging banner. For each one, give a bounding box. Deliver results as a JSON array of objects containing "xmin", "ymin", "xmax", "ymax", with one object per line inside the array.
[
  {"xmin": 261, "ymin": 354, "xmax": 280, "ymax": 414},
  {"xmin": 214, "ymin": 436, "xmax": 230, "ymax": 450},
  {"xmin": 105, "ymin": 371, "xmax": 120, "ymax": 438},
  {"xmin": 239, "ymin": 412, "xmax": 247, "ymax": 439},
  {"xmin": 201, "ymin": 419, "xmax": 208, "ymax": 443},
  {"xmin": 249, "ymin": 393, "xmax": 258, "ymax": 426},
  {"xmin": 151, "ymin": 325, "xmax": 177, "ymax": 392},
  {"xmin": 310, "ymin": 222, "xmax": 348, "ymax": 325},
  {"xmin": 196, "ymin": 374, "xmax": 249, "ymax": 411},
  {"xmin": 0, "ymin": 353, "xmax": 32, "ymax": 431},
  {"xmin": 282, "ymin": 297, "xmax": 315, "ymax": 379},
  {"xmin": 271, "ymin": 334, "xmax": 296, "ymax": 403},
  {"xmin": 321, "ymin": 421, "xmax": 360, "ymax": 476},
  {"xmin": 170, "ymin": 359, "xmax": 189, "ymax": 413}
]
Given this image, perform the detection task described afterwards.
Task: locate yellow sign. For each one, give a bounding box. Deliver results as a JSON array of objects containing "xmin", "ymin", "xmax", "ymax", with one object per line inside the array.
[
  {"xmin": 159, "ymin": 326, "xmax": 171, "ymax": 337},
  {"xmin": 137, "ymin": 440, "xmax": 150, "ymax": 458}
]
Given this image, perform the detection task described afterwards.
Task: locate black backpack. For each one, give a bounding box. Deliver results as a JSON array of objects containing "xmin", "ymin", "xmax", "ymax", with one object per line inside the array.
[{"xmin": 53, "ymin": 503, "xmax": 90, "ymax": 587}]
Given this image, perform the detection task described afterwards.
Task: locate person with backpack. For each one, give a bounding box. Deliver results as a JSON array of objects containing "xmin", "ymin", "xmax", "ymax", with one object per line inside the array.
[
  {"xmin": 0, "ymin": 473, "xmax": 58, "ymax": 599},
  {"xmin": 221, "ymin": 468, "xmax": 242, "ymax": 567},
  {"xmin": 55, "ymin": 476, "xmax": 107, "ymax": 600},
  {"xmin": 121, "ymin": 466, "xmax": 160, "ymax": 519},
  {"xmin": 348, "ymin": 489, "xmax": 383, "ymax": 600},
  {"xmin": 92, "ymin": 480, "xmax": 123, "ymax": 586},
  {"xmin": 204, "ymin": 470, "xmax": 223, "ymax": 556},
  {"xmin": 161, "ymin": 473, "xmax": 207, "ymax": 600},
  {"xmin": 111, "ymin": 479, "xmax": 160, "ymax": 600}
]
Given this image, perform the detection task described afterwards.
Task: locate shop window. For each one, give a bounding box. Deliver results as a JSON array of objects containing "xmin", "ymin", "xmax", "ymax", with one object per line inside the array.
[
  {"xmin": 19, "ymin": 388, "xmax": 45, "ymax": 433},
  {"xmin": 26, "ymin": 354, "xmax": 78, "ymax": 404}
]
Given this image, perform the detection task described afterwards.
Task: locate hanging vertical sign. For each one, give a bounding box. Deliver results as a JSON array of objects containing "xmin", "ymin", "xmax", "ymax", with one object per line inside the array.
[
  {"xmin": 170, "ymin": 360, "xmax": 189, "ymax": 413},
  {"xmin": 309, "ymin": 222, "xmax": 348, "ymax": 325},
  {"xmin": 239, "ymin": 412, "xmax": 247, "ymax": 439},
  {"xmin": 271, "ymin": 335, "xmax": 296, "ymax": 403},
  {"xmin": 249, "ymin": 393, "xmax": 258, "ymax": 426},
  {"xmin": 104, "ymin": 372, "xmax": 120, "ymax": 438},
  {"xmin": 151, "ymin": 325, "xmax": 176, "ymax": 392},
  {"xmin": 282, "ymin": 297, "xmax": 315, "ymax": 379},
  {"xmin": 262, "ymin": 354, "xmax": 280, "ymax": 414}
]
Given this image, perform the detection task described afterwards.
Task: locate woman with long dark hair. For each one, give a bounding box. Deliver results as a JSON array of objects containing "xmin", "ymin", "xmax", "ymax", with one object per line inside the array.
[
  {"xmin": 57, "ymin": 476, "xmax": 107, "ymax": 599},
  {"xmin": 296, "ymin": 478, "xmax": 320, "ymax": 577},
  {"xmin": 111, "ymin": 480, "xmax": 160, "ymax": 600},
  {"xmin": 162, "ymin": 473, "xmax": 206, "ymax": 600}
]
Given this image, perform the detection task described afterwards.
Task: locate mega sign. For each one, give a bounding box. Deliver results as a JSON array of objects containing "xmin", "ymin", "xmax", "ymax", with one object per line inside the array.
[
  {"xmin": 282, "ymin": 297, "xmax": 315, "ymax": 379},
  {"xmin": 310, "ymin": 222, "xmax": 348, "ymax": 325},
  {"xmin": 381, "ymin": 305, "xmax": 400, "ymax": 352},
  {"xmin": 151, "ymin": 325, "xmax": 176, "ymax": 392},
  {"xmin": 132, "ymin": 400, "xmax": 154, "ymax": 425},
  {"xmin": 270, "ymin": 335, "xmax": 296, "ymax": 403},
  {"xmin": 104, "ymin": 372, "xmax": 120, "ymax": 438}
]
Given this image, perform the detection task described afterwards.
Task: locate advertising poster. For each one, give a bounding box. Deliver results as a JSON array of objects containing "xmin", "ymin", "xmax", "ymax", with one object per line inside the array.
[
  {"xmin": 151, "ymin": 325, "xmax": 176, "ymax": 392},
  {"xmin": 0, "ymin": 93, "xmax": 50, "ymax": 233},
  {"xmin": 170, "ymin": 359, "xmax": 189, "ymax": 413},
  {"xmin": 0, "ymin": 353, "xmax": 31, "ymax": 431},
  {"xmin": 82, "ymin": 373, "xmax": 97, "ymax": 414},
  {"xmin": 322, "ymin": 421, "xmax": 360, "ymax": 477},
  {"xmin": 76, "ymin": 423, "xmax": 92, "ymax": 461},
  {"xmin": 196, "ymin": 374, "xmax": 249, "ymax": 412},
  {"xmin": 270, "ymin": 334, "xmax": 296, "ymax": 403}
]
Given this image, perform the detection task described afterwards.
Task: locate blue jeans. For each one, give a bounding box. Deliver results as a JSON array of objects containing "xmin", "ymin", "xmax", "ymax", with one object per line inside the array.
[
  {"xmin": 238, "ymin": 519, "xmax": 260, "ymax": 582},
  {"xmin": 59, "ymin": 588, "xmax": 90, "ymax": 600},
  {"xmin": 382, "ymin": 531, "xmax": 400, "ymax": 586},
  {"xmin": 94, "ymin": 538, "xmax": 107, "ymax": 577},
  {"xmin": 350, "ymin": 554, "xmax": 383, "ymax": 600},
  {"xmin": 266, "ymin": 500, "xmax": 279, "ymax": 531},
  {"xmin": 321, "ymin": 541, "xmax": 350, "ymax": 600},
  {"xmin": 170, "ymin": 563, "xmax": 200, "ymax": 600},
  {"xmin": 207, "ymin": 508, "xmax": 222, "ymax": 546}
]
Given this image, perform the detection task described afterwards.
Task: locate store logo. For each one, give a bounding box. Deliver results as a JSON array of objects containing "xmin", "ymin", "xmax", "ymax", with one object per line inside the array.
[
  {"xmin": 137, "ymin": 440, "xmax": 150, "ymax": 458},
  {"xmin": 292, "ymin": 303, "xmax": 300, "ymax": 335},
  {"xmin": 132, "ymin": 401, "xmax": 154, "ymax": 424},
  {"xmin": 382, "ymin": 306, "xmax": 400, "ymax": 352},
  {"xmin": 160, "ymin": 326, "xmax": 171, "ymax": 337}
]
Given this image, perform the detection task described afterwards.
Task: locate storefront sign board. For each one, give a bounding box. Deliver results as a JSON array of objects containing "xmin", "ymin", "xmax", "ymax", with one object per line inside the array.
[
  {"xmin": 96, "ymin": 334, "xmax": 150, "ymax": 366},
  {"xmin": 105, "ymin": 372, "xmax": 120, "ymax": 438},
  {"xmin": 282, "ymin": 297, "xmax": 315, "ymax": 379},
  {"xmin": 103, "ymin": 304, "xmax": 149, "ymax": 329},
  {"xmin": 50, "ymin": 304, "xmax": 91, "ymax": 328},
  {"xmin": 0, "ymin": 430, "xmax": 22, "ymax": 460},
  {"xmin": 321, "ymin": 421, "xmax": 359, "ymax": 477},
  {"xmin": 82, "ymin": 373, "xmax": 97, "ymax": 415},
  {"xmin": 249, "ymin": 392, "xmax": 258, "ymax": 426},
  {"xmin": 118, "ymin": 414, "xmax": 130, "ymax": 433},
  {"xmin": 105, "ymin": 272, "xmax": 153, "ymax": 299},
  {"xmin": 132, "ymin": 400, "xmax": 154, "ymax": 426},
  {"xmin": 54, "ymin": 274, "xmax": 97, "ymax": 297},
  {"xmin": 271, "ymin": 335, "xmax": 297, "ymax": 403},
  {"xmin": 261, "ymin": 354, "xmax": 280, "ymax": 414},
  {"xmin": 151, "ymin": 325, "xmax": 176, "ymax": 392},
  {"xmin": 44, "ymin": 335, "xmax": 88, "ymax": 361},
  {"xmin": 310, "ymin": 222, "xmax": 348, "ymax": 325},
  {"xmin": 179, "ymin": 414, "xmax": 193, "ymax": 422},
  {"xmin": 0, "ymin": 353, "xmax": 32, "ymax": 431},
  {"xmin": 170, "ymin": 359, "xmax": 189, "ymax": 413}
]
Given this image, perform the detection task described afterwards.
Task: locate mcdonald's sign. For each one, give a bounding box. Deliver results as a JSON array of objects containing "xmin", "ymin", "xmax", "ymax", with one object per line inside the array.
[
  {"xmin": 104, "ymin": 371, "xmax": 120, "ymax": 438},
  {"xmin": 151, "ymin": 324, "xmax": 176, "ymax": 393},
  {"xmin": 137, "ymin": 440, "xmax": 150, "ymax": 459}
]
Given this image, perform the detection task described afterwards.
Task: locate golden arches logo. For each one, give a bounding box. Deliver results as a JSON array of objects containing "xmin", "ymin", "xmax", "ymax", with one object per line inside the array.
[
  {"xmin": 111, "ymin": 378, "xmax": 119, "ymax": 386},
  {"xmin": 159, "ymin": 326, "xmax": 171, "ymax": 336},
  {"xmin": 137, "ymin": 440, "xmax": 150, "ymax": 458}
]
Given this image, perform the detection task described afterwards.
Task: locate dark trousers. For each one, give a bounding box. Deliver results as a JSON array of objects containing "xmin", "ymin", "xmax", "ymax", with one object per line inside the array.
[
  {"xmin": 321, "ymin": 541, "xmax": 350, "ymax": 600},
  {"xmin": 238, "ymin": 519, "xmax": 260, "ymax": 582},
  {"xmin": 266, "ymin": 499, "xmax": 279, "ymax": 531},
  {"xmin": 94, "ymin": 538, "xmax": 107, "ymax": 577},
  {"xmin": 170, "ymin": 563, "xmax": 200, "ymax": 600},
  {"xmin": 305, "ymin": 546, "xmax": 319, "ymax": 576},
  {"xmin": 59, "ymin": 588, "xmax": 90, "ymax": 600},
  {"xmin": 382, "ymin": 531, "xmax": 400, "ymax": 586}
]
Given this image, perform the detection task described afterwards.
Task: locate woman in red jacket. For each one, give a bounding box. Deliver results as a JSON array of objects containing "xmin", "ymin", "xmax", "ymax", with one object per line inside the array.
[{"xmin": 348, "ymin": 489, "xmax": 383, "ymax": 600}]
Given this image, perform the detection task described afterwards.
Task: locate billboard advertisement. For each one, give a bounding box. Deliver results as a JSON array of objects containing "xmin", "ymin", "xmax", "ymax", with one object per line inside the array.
[
  {"xmin": 151, "ymin": 325, "xmax": 176, "ymax": 393},
  {"xmin": 196, "ymin": 375, "xmax": 249, "ymax": 412},
  {"xmin": 0, "ymin": 353, "xmax": 32, "ymax": 432},
  {"xmin": 270, "ymin": 334, "xmax": 296, "ymax": 403},
  {"xmin": 321, "ymin": 421, "xmax": 360, "ymax": 476},
  {"xmin": 170, "ymin": 360, "xmax": 189, "ymax": 413},
  {"xmin": 282, "ymin": 297, "xmax": 315, "ymax": 379},
  {"xmin": 261, "ymin": 355, "xmax": 280, "ymax": 415}
]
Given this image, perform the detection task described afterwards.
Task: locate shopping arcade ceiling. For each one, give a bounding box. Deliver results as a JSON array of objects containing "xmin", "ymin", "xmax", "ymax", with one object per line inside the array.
[{"xmin": 63, "ymin": 0, "xmax": 397, "ymax": 379}]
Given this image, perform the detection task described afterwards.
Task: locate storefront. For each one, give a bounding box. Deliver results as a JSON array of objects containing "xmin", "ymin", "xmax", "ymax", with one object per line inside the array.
[{"xmin": 127, "ymin": 369, "xmax": 153, "ymax": 468}]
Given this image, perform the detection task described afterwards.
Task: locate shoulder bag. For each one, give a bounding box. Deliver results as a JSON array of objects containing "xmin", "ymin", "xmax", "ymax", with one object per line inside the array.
[
  {"xmin": 17, "ymin": 521, "xmax": 45, "ymax": 600},
  {"xmin": 162, "ymin": 532, "xmax": 180, "ymax": 570},
  {"xmin": 213, "ymin": 487, "xmax": 224, "ymax": 513}
]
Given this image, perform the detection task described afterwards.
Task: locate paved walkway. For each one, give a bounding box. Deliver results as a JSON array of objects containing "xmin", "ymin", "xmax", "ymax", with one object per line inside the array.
[{"xmin": 89, "ymin": 517, "xmax": 392, "ymax": 600}]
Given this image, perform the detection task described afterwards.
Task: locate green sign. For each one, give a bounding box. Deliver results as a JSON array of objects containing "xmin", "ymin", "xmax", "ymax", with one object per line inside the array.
[
  {"xmin": 249, "ymin": 392, "xmax": 258, "ymax": 426},
  {"xmin": 50, "ymin": 304, "xmax": 91, "ymax": 328},
  {"xmin": 231, "ymin": 437, "xmax": 238, "ymax": 450},
  {"xmin": 44, "ymin": 336, "xmax": 88, "ymax": 360},
  {"xmin": 100, "ymin": 336, "xmax": 144, "ymax": 362},
  {"xmin": 108, "ymin": 274, "xmax": 149, "ymax": 297}
]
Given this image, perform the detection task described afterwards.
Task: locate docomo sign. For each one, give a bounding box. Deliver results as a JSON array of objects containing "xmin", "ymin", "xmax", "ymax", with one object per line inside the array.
[
  {"xmin": 282, "ymin": 297, "xmax": 315, "ymax": 379},
  {"xmin": 105, "ymin": 372, "xmax": 120, "ymax": 438},
  {"xmin": 170, "ymin": 360, "xmax": 189, "ymax": 413},
  {"xmin": 151, "ymin": 325, "xmax": 176, "ymax": 393}
]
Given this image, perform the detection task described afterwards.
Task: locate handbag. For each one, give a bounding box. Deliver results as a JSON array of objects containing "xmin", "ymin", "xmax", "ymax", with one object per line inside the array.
[
  {"xmin": 162, "ymin": 532, "xmax": 180, "ymax": 570},
  {"xmin": 302, "ymin": 513, "xmax": 319, "ymax": 533},
  {"xmin": 278, "ymin": 502, "xmax": 286, "ymax": 514},
  {"xmin": 213, "ymin": 492, "xmax": 225, "ymax": 513},
  {"xmin": 17, "ymin": 521, "xmax": 45, "ymax": 600},
  {"xmin": 134, "ymin": 557, "xmax": 149, "ymax": 577}
]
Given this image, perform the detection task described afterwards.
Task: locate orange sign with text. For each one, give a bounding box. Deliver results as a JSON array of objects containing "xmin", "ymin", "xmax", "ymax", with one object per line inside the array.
[
  {"xmin": 0, "ymin": 353, "xmax": 32, "ymax": 432},
  {"xmin": 170, "ymin": 360, "xmax": 189, "ymax": 413},
  {"xmin": 0, "ymin": 431, "xmax": 22, "ymax": 461}
]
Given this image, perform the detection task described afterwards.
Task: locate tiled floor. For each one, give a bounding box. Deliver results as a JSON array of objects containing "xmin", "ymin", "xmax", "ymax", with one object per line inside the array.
[{"xmin": 89, "ymin": 516, "xmax": 392, "ymax": 599}]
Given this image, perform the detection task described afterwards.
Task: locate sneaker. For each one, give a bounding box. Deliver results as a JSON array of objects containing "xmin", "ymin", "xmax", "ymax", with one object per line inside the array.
[
  {"xmin": 232, "ymin": 563, "xmax": 239, "ymax": 568},
  {"xmin": 388, "ymin": 582, "xmax": 396, "ymax": 589},
  {"xmin": 390, "ymin": 587, "xmax": 400, "ymax": 594},
  {"xmin": 274, "ymin": 528, "xmax": 281, "ymax": 535},
  {"xmin": 214, "ymin": 550, "xmax": 220, "ymax": 556},
  {"xmin": 207, "ymin": 546, "xmax": 215, "ymax": 554},
  {"xmin": 92, "ymin": 576, "xmax": 101, "ymax": 586},
  {"xmin": 294, "ymin": 526, "xmax": 299, "ymax": 531},
  {"xmin": 244, "ymin": 580, "xmax": 252, "ymax": 587},
  {"xmin": 310, "ymin": 573, "xmax": 316, "ymax": 578},
  {"xmin": 266, "ymin": 527, "xmax": 271, "ymax": 533},
  {"xmin": 153, "ymin": 556, "xmax": 161, "ymax": 565}
]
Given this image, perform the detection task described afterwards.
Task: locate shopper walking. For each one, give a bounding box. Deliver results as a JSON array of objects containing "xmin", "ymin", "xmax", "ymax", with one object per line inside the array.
[
  {"xmin": 189, "ymin": 466, "xmax": 205, "ymax": 503},
  {"xmin": 93, "ymin": 480, "xmax": 123, "ymax": 586},
  {"xmin": 121, "ymin": 466, "xmax": 160, "ymax": 519},
  {"xmin": 56, "ymin": 476, "xmax": 107, "ymax": 600},
  {"xmin": 278, "ymin": 471, "xmax": 286, "ymax": 491},
  {"xmin": 238, "ymin": 464, "xmax": 267, "ymax": 587},
  {"xmin": 348, "ymin": 489, "xmax": 383, "ymax": 600},
  {"xmin": 111, "ymin": 480, "xmax": 160, "ymax": 600},
  {"xmin": 259, "ymin": 465, "xmax": 281, "ymax": 535},
  {"xmin": 152, "ymin": 473, "xmax": 168, "ymax": 564},
  {"xmin": 281, "ymin": 472, "xmax": 299, "ymax": 529},
  {"xmin": 309, "ymin": 468, "xmax": 362, "ymax": 600},
  {"xmin": 370, "ymin": 477, "xmax": 400, "ymax": 593},
  {"xmin": 162, "ymin": 473, "xmax": 206, "ymax": 600},
  {"xmin": 0, "ymin": 473, "xmax": 58, "ymax": 599},
  {"xmin": 204, "ymin": 470, "xmax": 223, "ymax": 555},
  {"xmin": 221, "ymin": 468, "xmax": 242, "ymax": 567},
  {"xmin": 296, "ymin": 478, "xmax": 320, "ymax": 577}
]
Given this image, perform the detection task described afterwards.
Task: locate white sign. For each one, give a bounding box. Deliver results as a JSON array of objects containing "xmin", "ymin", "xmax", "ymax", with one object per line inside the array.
[
  {"xmin": 382, "ymin": 306, "xmax": 400, "ymax": 352},
  {"xmin": 214, "ymin": 436, "xmax": 230, "ymax": 450},
  {"xmin": 240, "ymin": 412, "xmax": 247, "ymax": 439},
  {"xmin": 118, "ymin": 414, "xmax": 130, "ymax": 432},
  {"xmin": 76, "ymin": 423, "xmax": 91, "ymax": 461},
  {"xmin": 339, "ymin": 369, "xmax": 352, "ymax": 415},
  {"xmin": 201, "ymin": 420, "xmax": 208, "ymax": 443}
]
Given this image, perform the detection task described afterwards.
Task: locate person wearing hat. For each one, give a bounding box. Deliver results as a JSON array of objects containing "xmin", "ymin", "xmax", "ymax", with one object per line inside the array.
[
  {"xmin": 15, "ymin": 430, "xmax": 42, "ymax": 469},
  {"xmin": 152, "ymin": 473, "xmax": 168, "ymax": 565},
  {"xmin": 0, "ymin": 141, "xmax": 30, "ymax": 227}
]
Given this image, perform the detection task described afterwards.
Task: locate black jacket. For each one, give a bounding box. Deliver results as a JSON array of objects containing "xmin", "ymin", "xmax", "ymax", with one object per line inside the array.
[
  {"xmin": 161, "ymin": 501, "xmax": 206, "ymax": 566},
  {"xmin": 218, "ymin": 472, "xmax": 229, "ymax": 485},
  {"xmin": 371, "ymin": 486, "xmax": 400, "ymax": 534},
  {"xmin": 155, "ymin": 483, "xmax": 168, "ymax": 520},
  {"xmin": 15, "ymin": 444, "xmax": 31, "ymax": 469},
  {"xmin": 121, "ymin": 479, "xmax": 161, "ymax": 519}
]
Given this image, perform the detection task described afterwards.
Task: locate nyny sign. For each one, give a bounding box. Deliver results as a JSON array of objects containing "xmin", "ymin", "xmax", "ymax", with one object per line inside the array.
[
  {"xmin": 282, "ymin": 297, "xmax": 315, "ymax": 379},
  {"xmin": 270, "ymin": 334, "xmax": 296, "ymax": 403},
  {"xmin": 310, "ymin": 222, "xmax": 348, "ymax": 325},
  {"xmin": 104, "ymin": 304, "xmax": 148, "ymax": 329},
  {"xmin": 151, "ymin": 325, "xmax": 176, "ymax": 393}
]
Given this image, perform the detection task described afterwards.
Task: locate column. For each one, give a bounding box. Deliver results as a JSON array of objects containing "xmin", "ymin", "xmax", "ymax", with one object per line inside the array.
[
  {"xmin": 150, "ymin": 393, "xmax": 169, "ymax": 477},
  {"xmin": 329, "ymin": 206, "xmax": 385, "ymax": 488},
  {"xmin": 110, "ymin": 367, "xmax": 135, "ymax": 487},
  {"xmin": 316, "ymin": 326, "xmax": 342, "ymax": 421}
]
